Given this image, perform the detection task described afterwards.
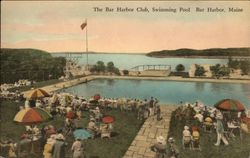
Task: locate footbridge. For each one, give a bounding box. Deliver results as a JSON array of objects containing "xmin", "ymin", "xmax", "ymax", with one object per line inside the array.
[{"xmin": 130, "ymin": 64, "xmax": 171, "ymax": 77}]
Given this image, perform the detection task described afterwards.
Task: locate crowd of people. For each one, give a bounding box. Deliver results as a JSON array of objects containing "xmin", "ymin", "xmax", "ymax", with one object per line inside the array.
[
  {"xmin": 1, "ymin": 89, "xmax": 162, "ymax": 158},
  {"xmin": 175, "ymin": 100, "xmax": 250, "ymax": 153}
]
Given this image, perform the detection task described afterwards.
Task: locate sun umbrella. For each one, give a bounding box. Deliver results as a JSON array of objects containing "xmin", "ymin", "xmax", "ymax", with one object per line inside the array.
[
  {"xmin": 102, "ymin": 116, "xmax": 115, "ymax": 123},
  {"xmin": 94, "ymin": 94, "xmax": 101, "ymax": 100},
  {"xmin": 214, "ymin": 99, "xmax": 245, "ymax": 112},
  {"xmin": 26, "ymin": 88, "xmax": 49, "ymax": 99},
  {"xmin": 14, "ymin": 107, "xmax": 52, "ymax": 124},
  {"xmin": 73, "ymin": 129, "xmax": 92, "ymax": 140}
]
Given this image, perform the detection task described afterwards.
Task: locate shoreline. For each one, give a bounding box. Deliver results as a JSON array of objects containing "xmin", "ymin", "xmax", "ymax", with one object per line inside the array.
[
  {"xmin": 93, "ymin": 75, "xmax": 250, "ymax": 84},
  {"xmin": 146, "ymin": 55, "xmax": 250, "ymax": 59}
]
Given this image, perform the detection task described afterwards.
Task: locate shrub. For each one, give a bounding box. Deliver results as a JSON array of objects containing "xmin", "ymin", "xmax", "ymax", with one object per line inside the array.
[
  {"xmin": 123, "ymin": 70, "xmax": 129, "ymax": 75},
  {"xmin": 194, "ymin": 65, "xmax": 206, "ymax": 77},
  {"xmin": 175, "ymin": 64, "xmax": 185, "ymax": 72}
]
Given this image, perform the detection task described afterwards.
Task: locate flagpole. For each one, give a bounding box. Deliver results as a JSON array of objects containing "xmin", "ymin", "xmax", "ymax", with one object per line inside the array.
[{"xmin": 85, "ymin": 19, "xmax": 88, "ymax": 71}]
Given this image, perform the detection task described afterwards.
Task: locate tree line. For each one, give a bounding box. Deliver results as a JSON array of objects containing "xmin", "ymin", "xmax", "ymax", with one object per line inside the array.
[
  {"xmin": 89, "ymin": 61, "xmax": 120, "ymax": 75},
  {"xmin": 0, "ymin": 48, "xmax": 66, "ymax": 83}
]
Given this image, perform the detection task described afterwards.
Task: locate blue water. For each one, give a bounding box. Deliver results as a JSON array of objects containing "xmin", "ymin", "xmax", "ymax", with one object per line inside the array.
[
  {"xmin": 61, "ymin": 79, "xmax": 250, "ymax": 108},
  {"xmin": 52, "ymin": 53, "xmax": 228, "ymax": 71}
]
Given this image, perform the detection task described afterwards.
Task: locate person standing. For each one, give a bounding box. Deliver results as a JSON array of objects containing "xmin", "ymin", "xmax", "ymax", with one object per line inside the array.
[
  {"xmin": 71, "ymin": 138, "xmax": 84, "ymax": 158},
  {"xmin": 43, "ymin": 138, "xmax": 54, "ymax": 158},
  {"xmin": 52, "ymin": 134, "xmax": 67, "ymax": 158},
  {"xmin": 156, "ymin": 106, "xmax": 162, "ymax": 121},
  {"xmin": 8, "ymin": 140, "xmax": 17, "ymax": 158},
  {"xmin": 214, "ymin": 109, "xmax": 229, "ymax": 146}
]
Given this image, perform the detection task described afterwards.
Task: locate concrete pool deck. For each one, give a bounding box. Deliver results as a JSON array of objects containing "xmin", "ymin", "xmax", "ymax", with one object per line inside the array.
[
  {"xmin": 123, "ymin": 105, "xmax": 177, "ymax": 158},
  {"xmin": 22, "ymin": 75, "xmax": 250, "ymax": 96}
]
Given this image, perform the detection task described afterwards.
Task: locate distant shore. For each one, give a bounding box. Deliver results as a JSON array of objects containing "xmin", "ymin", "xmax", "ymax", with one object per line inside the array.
[
  {"xmin": 146, "ymin": 55, "xmax": 250, "ymax": 59},
  {"xmin": 94, "ymin": 75, "xmax": 250, "ymax": 84}
]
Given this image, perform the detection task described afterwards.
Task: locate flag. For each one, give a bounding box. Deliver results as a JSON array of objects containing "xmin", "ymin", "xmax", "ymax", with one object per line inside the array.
[{"xmin": 81, "ymin": 22, "xmax": 87, "ymax": 30}]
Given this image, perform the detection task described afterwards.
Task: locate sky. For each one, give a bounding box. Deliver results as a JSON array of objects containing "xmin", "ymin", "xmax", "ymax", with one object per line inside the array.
[{"xmin": 1, "ymin": 1, "xmax": 250, "ymax": 53}]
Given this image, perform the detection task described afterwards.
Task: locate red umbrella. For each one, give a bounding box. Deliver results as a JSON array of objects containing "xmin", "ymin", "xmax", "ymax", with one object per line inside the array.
[
  {"xmin": 214, "ymin": 99, "xmax": 245, "ymax": 112},
  {"xmin": 102, "ymin": 116, "xmax": 114, "ymax": 123},
  {"xmin": 66, "ymin": 111, "xmax": 75, "ymax": 119},
  {"xmin": 94, "ymin": 94, "xmax": 101, "ymax": 100}
]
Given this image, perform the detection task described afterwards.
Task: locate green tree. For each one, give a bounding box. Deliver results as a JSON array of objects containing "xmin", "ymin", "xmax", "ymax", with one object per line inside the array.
[
  {"xmin": 175, "ymin": 64, "xmax": 185, "ymax": 72},
  {"xmin": 210, "ymin": 64, "xmax": 221, "ymax": 78},
  {"xmin": 240, "ymin": 60, "xmax": 250, "ymax": 75},
  {"xmin": 107, "ymin": 61, "xmax": 115, "ymax": 72},
  {"xmin": 218, "ymin": 65, "xmax": 230, "ymax": 77},
  {"xmin": 194, "ymin": 64, "xmax": 206, "ymax": 77},
  {"xmin": 228, "ymin": 57, "xmax": 240, "ymax": 69},
  {"xmin": 96, "ymin": 61, "xmax": 106, "ymax": 72}
]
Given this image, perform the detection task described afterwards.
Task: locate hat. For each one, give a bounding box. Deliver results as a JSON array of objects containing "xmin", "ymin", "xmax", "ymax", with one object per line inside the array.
[
  {"xmin": 95, "ymin": 107, "xmax": 99, "ymax": 110},
  {"xmin": 47, "ymin": 138, "xmax": 54, "ymax": 145},
  {"xmin": 56, "ymin": 134, "xmax": 65, "ymax": 140},
  {"xmin": 50, "ymin": 134, "xmax": 57, "ymax": 140},
  {"xmin": 90, "ymin": 118, "xmax": 95, "ymax": 121},
  {"xmin": 168, "ymin": 137, "xmax": 175, "ymax": 143},
  {"xmin": 184, "ymin": 126, "xmax": 189, "ymax": 130},
  {"xmin": 156, "ymin": 136, "xmax": 166, "ymax": 145}
]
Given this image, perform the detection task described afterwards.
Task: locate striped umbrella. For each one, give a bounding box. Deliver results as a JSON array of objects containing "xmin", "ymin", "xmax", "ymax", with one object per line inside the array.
[
  {"xmin": 26, "ymin": 88, "xmax": 49, "ymax": 99},
  {"xmin": 214, "ymin": 99, "xmax": 245, "ymax": 112},
  {"xmin": 14, "ymin": 107, "xmax": 52, "ymax": 124}
]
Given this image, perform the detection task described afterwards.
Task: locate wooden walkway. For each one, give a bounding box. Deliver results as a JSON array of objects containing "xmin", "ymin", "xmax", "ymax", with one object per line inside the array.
[
  {"xmin": 22, "ymin": 76, "xmax": 95, "ymax": 96},
  {"xmin": 123, "ymin": 105, "xmax": 177, "ymax": 158}
]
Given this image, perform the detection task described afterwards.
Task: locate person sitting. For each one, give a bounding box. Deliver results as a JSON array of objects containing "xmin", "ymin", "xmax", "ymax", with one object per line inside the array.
[
  {"xmin": 203, "ymin": 117, "xmax": 213, "ymax": 132},
  {"xmin": 182, "ymin": 126, "xmax": 192, "ymax": 149},
  {"xmin": 94, "ymin": 107, "xmax": 102, "ymax": 122},
  {"xmin": 32, "ymin": 125, "xmax": 40, "ymax": 140},
  {"xmin": 168, "ymin": 137, "xmax": 179, "ymax": 158},
  {"xmin": 194, "ymin": 112, "xmax": 204, "ymax": 124},
  {"xmin": 100, "ymin": 124, "xmax": 111, "ymax": 139},
  {"xmin": 151, "ymin": 136, "xmax": 167, "ymax": 158},
  {"xmin": 35, "ymin": 99, "xmax": 42, "ymax": 108},
  {"xmin": 192, "ymin": 130, "xmax": 200, "ymax": 150},
  {"xmin": 87, "ymin": 118, "xmax": 99, "ymax": 138}
]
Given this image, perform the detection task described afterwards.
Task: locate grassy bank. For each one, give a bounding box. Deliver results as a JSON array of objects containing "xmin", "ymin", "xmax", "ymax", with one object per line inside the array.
[
  {"xmin": 168, "ymin": 110, "xmax": 250, "ymax": 158},
  {"xmin": 0, "ymin": 100, "xmax": 143, "ymax": 158}
]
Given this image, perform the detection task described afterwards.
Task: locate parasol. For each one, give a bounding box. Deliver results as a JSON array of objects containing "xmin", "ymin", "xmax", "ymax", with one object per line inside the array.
[
  {"xmin": 73, "ymin": 129, "xmax": 92, "ymax": 140},
  {"xmin": 102, "ymin": 116, "xmax": 115, "ymax": 123},
  {"xmin": 94, "ymin": 94, "xmax": 101, "ymax": 100},
  {"xmin": 14, "ymin": 107, "xmax": 52, "ymax": 124},
  {"xmin": 214, "ymin": 99, "xmax": 245, "ymax": 112},
  {"xmin": 25, "ymin": 88, "xmax": 50, "ymax": 99}
]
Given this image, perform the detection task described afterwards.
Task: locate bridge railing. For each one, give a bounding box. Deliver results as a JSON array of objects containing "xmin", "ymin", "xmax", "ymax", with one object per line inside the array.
[{"xmin": 130, "ymin": 64, "xmax": 171, "ymax": 71}]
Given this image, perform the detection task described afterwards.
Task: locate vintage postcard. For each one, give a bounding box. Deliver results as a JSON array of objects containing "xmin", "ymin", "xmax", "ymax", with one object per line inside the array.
[{"xmin": 1, "ymin": 1, "xmax": 250, "ymax": 158}]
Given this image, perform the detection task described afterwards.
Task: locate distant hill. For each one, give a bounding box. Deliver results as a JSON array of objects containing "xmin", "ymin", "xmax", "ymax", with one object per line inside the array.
[
  {"xmin": 147, "ymin": 48, "xmax": 250, "ymax": 58},
  {"xmin": 1, "ymin": 48, "xmax": 52, "ymax": 59},
  {"xmin": 0, "ymin": 48, "xmax": 66, "ymax": 83}
]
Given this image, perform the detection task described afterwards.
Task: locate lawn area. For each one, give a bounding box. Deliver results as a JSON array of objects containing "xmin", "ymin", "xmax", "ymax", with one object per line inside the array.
[
  {"xmin": 0, "ymin": 100, "xmax": 144, "ymax": 158},
  {"xmin": 168, "ymin": 109, "xmax": 250, "ymax": 158}
]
